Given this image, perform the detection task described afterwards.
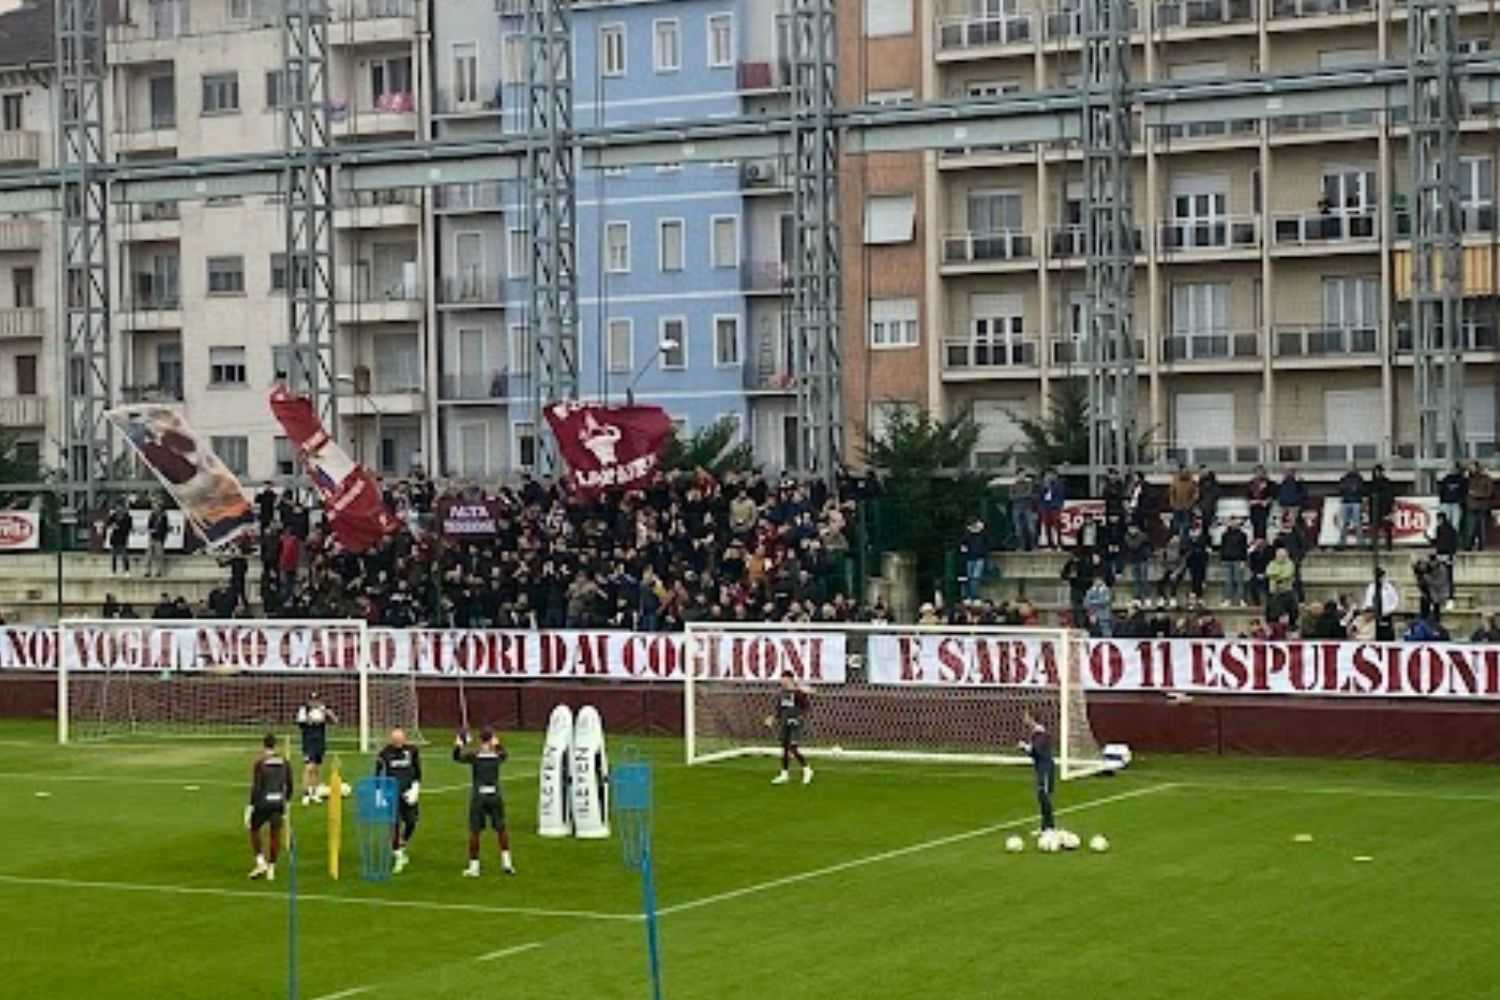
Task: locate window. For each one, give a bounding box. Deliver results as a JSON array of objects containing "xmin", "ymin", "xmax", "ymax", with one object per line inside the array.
[
  {"xmin": 711, "ymin": 216, "xmax": 739, "ymax": 268},
  {"xmin": 864, "ymin": 194, "xmax": 917, "ymax": 244},
  {"xmin": 654, "ymin": 19, "xmax": 681, "ymax": 72},
  {"xmin": 509, "ymin": 324, "xmax": 531, "ymax": 377},
  {"xmin": 201, "ymin": 73, "xmax": 240, "ymax": 115},
  {"xmin": 1321, "ymin": 276, "xmax": 1379, "ymax": 330},
  {"xmin": 149, "ymin": 75, "xmax": 176, "ymax": 128},
  {"xmin": 209, "ymin": 346, "xmax": 247, "ymax": 386},
  {"xmin": 228, "ymin": 0, "xmax": 252, "ymax": 19},
  {"xmin": 969, "ymin": 293, "xmax": 1024, "ymax": 358},
  {"xmin": 206, "ymin": 256, "xmax": 245, "ymax": 295},
  {"xmin": 601, "ymin": 24, "xmax": 626, "ymax": 77},
  {"xmin": 212, "ymin": 436, "xmax": 249, "ymax": 477},
  {"xmin": 508, "ymin": 228, "xmax": 530, "ymax": 278},
  {"xmin": 274, "ymin": 436, "xmax": 295, "ymax": 477},
  {"xmin": 374, "ymin": 333, "xmax": 420, "ymax": 392},
  {"xmin": 714, "ymin": 315, "xmax": 741, "ymax": 366},
  {"xmin": 719, "ymin": 412, "xmax": 744, "ymax": 441},
  {"xmin": 660, "ymin": 318, "xmax": 687, "ymax": 368},
  {"xmin": 967, "ymin": 189, "xmax": 1022, "ymax": 233},
  {"xmin": 264, "ymin": 68, "xmax": 303, "ymax": 110},
  {"xmin": 605, "ymin": 221, "xmax": 630, "ymax": 273},
  {"xmin": 514, "ymin": 421, "xmax": 537, "ymax": 470},
  {"xmin": 270, "ymin": 253, "xmax": 310, "ymax": 294},
  {"xmin": 867, "ymin": 89, "xmax": 914, "ymax": 107},
  {"xmin": 13, "ymin": 266, "xmax": 34, "ymax": 308},
  {"xmin": 608, "ymin": 318, "xmax": 633, "ymax": 373},
  {"xmin": 864, "ymin": 0, "xmax": 913, "ymax": 36},
  {"xmin": 271, "ymin": 344, "xmax": 308, "ymax": 391},
  {"xmin": 501, "ymin": 33, "xmax": 526, "ymax": 85},
  {"xmin": 1170, "ymin": 283, "xmax": 1229, "ymax": 351},
  {"xmin": 869, "ymin": 298, "xmax": 920, "ymax": 348},
  {"xmin": 708, "ymin": 14, "xmax": 734, "ymax": 68},
  {"xmin": 659, "ymin": 218, "xmax": 685, "ymax": 271},
  {"xmin": 14, "ymin": 354, "xmax": 37, "ymax": 395},
  {"xmin": 452, "ymin": 42, "xmax": 479, "ymax": 106},
  {"xmin": 370, "ymin": 56, "xmax": 413, "ymax": 104},
  {"xmin": 156, "ymin": 343, "xmax": 182, "ymax": 395},
  {"xmin": 1, "ymin": 93, "xmax": 21, "ymax": 131}
]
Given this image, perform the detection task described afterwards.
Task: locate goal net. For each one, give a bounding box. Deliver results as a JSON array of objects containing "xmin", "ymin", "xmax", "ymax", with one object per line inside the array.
[
  {"xmin": 684, "ymin": 623, "xmax": 1108, "ymax": 780},
  {"xmin": 57, "ymin": 619, "xmax": 420, "ymax": 751}
]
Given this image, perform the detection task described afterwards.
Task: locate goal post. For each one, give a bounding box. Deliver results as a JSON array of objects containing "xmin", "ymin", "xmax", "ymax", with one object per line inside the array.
[
  {"xmin": 683, "ymin": 622, "xmax": 1109, "ymax": 780},
  {"xmin": 56, "ymin": 618, "xmax": 420, "ymax": 751}
]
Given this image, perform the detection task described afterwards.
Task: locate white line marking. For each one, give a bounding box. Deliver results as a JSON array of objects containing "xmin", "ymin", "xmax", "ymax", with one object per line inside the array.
[
  {"xmin": 310, "ymin": 987, "xmax": 372, "ymax": 1000},
  {"xmin": 657, "ymin": 783, "xmax": 1175, "ymax": 917},
  {"xmin": 0, "ymin": 874, "xmax": 638, "ymax": 922},
  {"xmin": 0, "ymin": 772, "xmax": 244, "ymax": 788},
  {"xmin": 1177, "ymin": 780, "xmax": 1500, "ymax": 803},
  {"xmin": 476, "ymin": 941, "xmax": 544, "ymax": 963}
]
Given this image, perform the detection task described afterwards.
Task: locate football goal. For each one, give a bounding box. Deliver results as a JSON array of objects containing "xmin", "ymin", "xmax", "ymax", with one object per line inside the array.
[
  {"xmin": 684, "ymin": 622, "xmax": 1109, "ymax": 780},
  {"xmin": 56, "ymin": 618, "xmax": 420, "ymax": 751}
]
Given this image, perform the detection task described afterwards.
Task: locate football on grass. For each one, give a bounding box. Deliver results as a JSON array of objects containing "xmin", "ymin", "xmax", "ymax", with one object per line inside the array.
[
  {"xmin": 1005, "ymin": 835, "xmax": 1024, "ymax": 853},
  {"xmin": 1090, "ymin": 834, "xmax": 1110, "ymax": 853}
]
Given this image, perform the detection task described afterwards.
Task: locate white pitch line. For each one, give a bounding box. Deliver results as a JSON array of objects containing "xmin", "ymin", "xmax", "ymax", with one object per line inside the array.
[
  {"xmin": 656, "ymin": 783, "xmax": 1175, "ymax": 918},
  {"xmin": 1176, "ymin": 780, "xmax": 1500, "ymax": 803},
  {"xmin": 0, "ymin": 874, "xmax": 638, "ymax": 923},
  {"xmin": 0, "ymin": 772, "xmax": 245, "ymax": 788},
  {"xmin": 476, "ymin": 941, "xmax": 544, "ymax": 963},
  {"xmin": 310, "ymin": 987, "xmax": 372, "ymax": 1000}
]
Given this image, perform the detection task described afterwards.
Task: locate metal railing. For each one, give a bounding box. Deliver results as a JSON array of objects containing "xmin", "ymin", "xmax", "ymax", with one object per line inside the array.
[
  {"xmin": 434, "ymin": 182, "xmax": 504, "ymax": 212},
  {"xmin": 120, "ymin": 383, "xmax": 184, "ymax": 404},
  {"xmin": 1157, "ymin": 215, "xmax": 1260, "ymax": 251},
  {"xmin": 0, "ymin": 130, "xmax": 40, "ymax": 164},
  {"xmin": 1268, "ymin": 110, "xmax": 1377, "ymax": 135},
  {"xmin": 936, "ymin": 11, "xmax": 1034, "ymax": 49},
  {"xmin": 1160, "ymin": 119, "xmax": 1259, "ymax": 142},
  {"xmin": 742, "ymin": 260, "xmax": 791, "ymax": 292},
  {"xmin": 1153, "ymin": 442, "xmax": 1266, "ymax": 467},
  {"xmin": 1392, "ymin": 204, "xmax": 1495, "ymax": 238},
  {"xmin": 438, "ymin": 273, "xmax": 505, "ymax": 305},
  {"xmin": 1271, "ymin": 208, "xmax": 1379, "ymax": 245},
  {"xmin": 433, "ymin": 86, "xmax": 503, "ymax": 115},
  {"xmin": 942, "ymin": 229, "xmax": 1035, "ymax": 264},
  {"xmin": 335, "ymin": 0, "xmax": 417, "ymax": 19},
  {"xmin": 1155, "ymin": 0, "xmax": 1256, "ymax": 30},
  {"xmin": 440, "ymin": 373, "xmax": 509, "ymax": 401},
  {"xmin": 944, "ymin": 337, "xmax": 1039, "ymax": 369},
  {"xmin": 1394, "ymin": 321, "xmax": 1499, "ymax": 353},
  {"xmin": 0, "ymin": 218, "xmax": 43, "ymax": 251},
  {"xmin": 1273, "ymin": 323, "xmax": 1379, "ymax": 357},
  {"xmin": 1275, "ymin": 440, "xmax": 1381, "ymax": 465},
  {"xmin": 1047, "ymin": 224, "xmax": 1143, "ymax": 259},
  {"xmin": 1161, "ymin": 330, "xmax": 1261, "ymax": 362},
  {"xmin": 1270, "ymin": 0, "xmax": 1375, "ymax": 17},
  {"xmin": 1043, "ymin": 2, "xmax": 1141, "ymax": 38},
  {"xmin": 334, "ymin": 188, "xmax": 420, "ymax": 209},
  {"xmin": 121, "ymin": 291, "xmax": 183, "ymax": 312},
  {"xmin": 1050, "ymin": 338, "xmax": 1146, "ymax": 365}
]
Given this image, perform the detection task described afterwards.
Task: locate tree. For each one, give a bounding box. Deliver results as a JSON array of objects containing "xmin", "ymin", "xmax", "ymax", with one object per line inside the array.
[
  {"xmin": 1007, "ymin": 377, "xmax": 1090, "ymax": 471},
  {"xmin": 862, "ymin": 406, "xmax": 989, "ymax": 597},
  {"xmin": 660, "ymin": 417, "xmax": 755, "ymax": 477}
]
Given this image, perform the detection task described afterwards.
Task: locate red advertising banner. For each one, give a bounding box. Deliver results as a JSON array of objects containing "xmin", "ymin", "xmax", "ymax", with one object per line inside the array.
[
  {"xmin": 269, "ymin": 386, "xmax": 399, "ymax": 552},
  {"xmin": 543, "ymin": 401, "xmax": 673, "ymax": 498},
  {"xmin": 0, "ymin": 511, "xmax": 41, "ymax": 551}
]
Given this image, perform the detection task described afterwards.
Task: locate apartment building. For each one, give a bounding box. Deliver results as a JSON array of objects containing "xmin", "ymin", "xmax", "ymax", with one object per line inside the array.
[{"xmin": 859, "ymin": 0, "xmax": 1500, "ymax": 476}]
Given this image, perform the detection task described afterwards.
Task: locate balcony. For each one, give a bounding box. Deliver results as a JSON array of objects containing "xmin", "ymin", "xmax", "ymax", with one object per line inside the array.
[
  {"xmin": 1395, "ymin": 321, "xmax": 1499, "ymax": 354},
  {"xmin": 1273, "ymin": 323, "xmax": 1379, "ymax": 359},
  {"xmin": 1157, "ymin": 215, "xmax": 1260, "ymax": 254},
  {"xmin": 1391, "ymin": 204, "xmax": 1496, "ymax": 240},
  {"xmin": 329, "ymin": 0, "xmax": 417, "ymax": 45},
  {"xmin": 0, "ymin": 396, "xmax": 45, "ymax": 427},
  {"xmin": 112, "ymin": 113, "xmax": 178, "ymax": 154},
  {"xmin": 336, "ymin": 272, "xmax": 423, "ymax": 324},
  {"xmin": 120, "ymin": 383, "xmax": 184, "ymax": 405},
  {"xmin": 334, "ymin": 189, "xmax": 422, "ymax": 229},
  {"xmin": 1043, "ymin": 1, "xmax": 1141, "ymax": 39},
  {"xmin": 1268, "ymin": 110, "xmax": 1377, "ymax": 140},
  {"xmin": 1272, "ymin": 209, "xmax": 1378, "ymax": 249},
  {"xmin": 0, "ymin": 131, "xmax": 40, "ymax": 166},
  {"xmin": 936, "ymin": 11, "xmax": 1034, "ymax": 53},
  {"xmin": 108, "ymin": 0, "xmax": 190, "ymax": 62},
  {"xmin": 1152, "ymin": 442, "xmax": 1266, "ymax": 468},
  {"xmin": 433, "ymin": 86, "xmax": 503, "ymax": 117},
  {"xmin": 0, "ymin": 218, "xmax": 42, "ymax": 252},
  {"xmin": 742, "ymin": 260, "xmax": 791, "ymax": 295},
  {"xmin": 115, "ymin": 201, "xmax": 181, "ymax": 242},
  {"xmin": 942, "ymin": 230, "xmax": 1035, "ymax": 269},
  {"xmin": 437, "ymin": 272, "xmax": 504, "ymax": 308},
  {"xmin": 1051, "ymin": 338, "xmax": 1147, "ymax": 365},
  {"xmin": 440, "ymin": 373, "xmax": 510, "ymax": 402},
  {"xmin": 1154, "ymin": 0, "xmax": 1257, "ymax": 30},
  {"xmin": 1270, "ymin": 0, "xmax": 1376, "ymax": 20},
  {"xmin": 737, "ymin": 61, "xmax": 789, "ymax": 93},
  {"xmin": 435, "ymin": 182, "xmax": 504, "ymax": 214},
  {"xmin": 1159, "ymin": 119, "xmax": 1259, "ymax": 145},
  {"xmin": 944, "ymin": 336, "xmax": 1040, "ymax": 373},
  {"xmin": 330, "ymin": 95, "xmax": 418, "ymax": 138},
  {"xmin": 1275, "ymin": 439, "xmax": 1381, "ymax": 467},
  {"xmin": 1047, "ymin": 224, "xmax": 1144, "ymax": 261},
  {"xmin": 119, "ymin": 293, "xmax": 183, "ymax": 331},
  {"xmin": 1161, "ymin": 330, "xmax": 1261, "ymax": 363},
  {"xmin": 0, "ymin": 307, "xmax": 44, "ymax": 340}
]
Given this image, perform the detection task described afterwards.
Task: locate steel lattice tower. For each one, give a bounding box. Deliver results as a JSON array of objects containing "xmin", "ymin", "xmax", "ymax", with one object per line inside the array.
[
  {"xmin": 527, "ymin": 0, "xmax": 580, "ymax": 475},
  {"xmin": 283, "ymin": 0, "xmax": 338, "ymax": 427},
  {"xmin": 1082, "ymin": 0, "xmax": 1137, "ymax": 490},
  {"xmin": 56, "ymin": 0, "xmax": 111, "ymax": 511},
  {"xmin": 791, "ymin": 0, "xmax": 840, "ymax": 483},
  {"xmin": 1409, "ymin": 0, "xmax": 1464, "ymax": 488}
]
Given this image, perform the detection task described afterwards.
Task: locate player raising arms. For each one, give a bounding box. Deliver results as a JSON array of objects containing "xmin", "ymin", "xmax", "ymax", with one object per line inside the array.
[
  {"xmin": 295, "ymin": 691, "xmax": 338, "ymax": 805},
  {"xmin": 769, "ymin": 670, "xmax": 813, "ymax": 786},
  {"xmin": 1018, "ymin": 712, "xmax": 1056, "ymax": 836},
  {"xmin": 375, "ymin": 728, "xmax": 422, "ymax": 875},
  {"xmin": 453, "ymin": 728, "xmax": 516, "ymax": 878},
  {"xmin": 245, "ymin": 733, "xmax": 292, "ymax": 881}
]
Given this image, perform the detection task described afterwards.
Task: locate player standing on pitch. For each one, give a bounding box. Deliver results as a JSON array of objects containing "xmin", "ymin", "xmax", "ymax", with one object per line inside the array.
[
  {"xmin": 245, "ymin": 733, "xmax": 293, "ymax": 881},
  {"xmin": 453, "ymin": 728, "xmax": 516, "ymax": 878},
  {"xmin": 770, "ymin": 670, "xmax": 814, "ymax": 786},
  {"xmin": 375, "ymin": 728, "xmax": 422, "ymax": 874},
  {"xmin": 1018, "ymin": 712, "xmax": 1055, "ymax": 834},
  {"xmin": 295, "ymin": 691, "xmax": 338, "ymax": 805}
]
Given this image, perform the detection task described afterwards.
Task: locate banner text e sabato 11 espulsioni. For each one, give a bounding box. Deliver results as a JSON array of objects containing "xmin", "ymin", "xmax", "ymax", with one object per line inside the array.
[{"xmin": 2, "ymin": 625, "xmax": 1499, "ymax": 700}]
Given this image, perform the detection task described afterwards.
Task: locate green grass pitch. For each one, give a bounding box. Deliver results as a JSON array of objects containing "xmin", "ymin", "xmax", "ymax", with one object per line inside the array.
[{"xmin": 1, "ymin": 717, "xmax": 1497, "ymax": 1000}]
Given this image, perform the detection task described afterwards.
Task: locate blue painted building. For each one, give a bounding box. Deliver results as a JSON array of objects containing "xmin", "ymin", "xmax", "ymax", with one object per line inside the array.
[{"xmin": 432, "ymin": 0, "xmax": 797, "ymax": 479}]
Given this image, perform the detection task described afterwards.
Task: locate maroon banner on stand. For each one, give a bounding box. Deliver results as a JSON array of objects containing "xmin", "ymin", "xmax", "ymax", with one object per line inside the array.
[
  {"xmin": 269, "ymin": 385, "xmax": 399, "ymax": 552},
  {"xmin": 543, "ymin": 401, "xmax": 673, "ymax": 498}
]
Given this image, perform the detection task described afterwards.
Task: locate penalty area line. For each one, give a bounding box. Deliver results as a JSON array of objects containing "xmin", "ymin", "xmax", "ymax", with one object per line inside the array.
[
  {"xmin": 310, "ymin": 988, "xmax": 372, "ymax": 1000},
  {"xmin": 476, "ymin": 941, "xmax": 544, "ymax": 963},
  {"xmin": 656, "ymin": 783, "xmax": 1176, "ymax": 918}
]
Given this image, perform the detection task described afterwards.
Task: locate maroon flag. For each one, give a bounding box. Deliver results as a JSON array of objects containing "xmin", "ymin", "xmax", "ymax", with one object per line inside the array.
[
  {"xmin": 269, "ymin": 386, "xmax": 400, "ymax": 552},
  {"xmin": 544, "ymin": 401, "xmax": 674, "ymax": 498}
]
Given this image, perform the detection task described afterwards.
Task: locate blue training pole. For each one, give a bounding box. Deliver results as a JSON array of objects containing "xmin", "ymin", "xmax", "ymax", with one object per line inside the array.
[
  {"xmin": 288, "ymin": 830, "xmax": 299, "ymax": 1000},
  {"xmin": 641, "ymin": 842, "xmax": 663, "ymax": 1000}
]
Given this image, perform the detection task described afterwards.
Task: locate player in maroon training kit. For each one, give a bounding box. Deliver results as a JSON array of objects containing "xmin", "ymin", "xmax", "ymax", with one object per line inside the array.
[
  {"xmin": 769, "ymin": 671, "xmax": 813, "ymax": 785},
  {"xmin": 245, "ymin": 734, "xmax": 293, "ymax": 881}
]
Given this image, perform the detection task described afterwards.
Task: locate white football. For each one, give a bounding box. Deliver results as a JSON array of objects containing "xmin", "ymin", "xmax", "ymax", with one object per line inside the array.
[
  {"xmin": 1089, "ymin": 834, "xmax": 1110, "ymax": 853},
  {"xmin": 1037, "ymin": 830, "xmax": 1061, "ymax": 853},
  {"xmin": 308, "ymin": 707, "xmax": 326, "ymax": 725},
  {"xmin": 1004, "ymin": 835, "xmax": 1025, "ymax": 853},
  {"xmin": 340, "ymin": 782, "xmax": 352, "ymax": 796},
  {"xmin": 316, "ymin": 783, "xmax": 330, "ymax": 798},
  {"xmin": 1060, "ymin": 831, "xmax": 1081, "ymax": 851}
]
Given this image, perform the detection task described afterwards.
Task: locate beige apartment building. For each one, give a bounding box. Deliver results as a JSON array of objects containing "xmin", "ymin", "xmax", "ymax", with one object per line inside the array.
[{"xmin": 853, "ymin": 0, "xmax": 1500, "ymax": 478}]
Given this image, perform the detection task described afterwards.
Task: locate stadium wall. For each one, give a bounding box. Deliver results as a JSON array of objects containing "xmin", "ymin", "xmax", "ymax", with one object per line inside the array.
[{"xmin": 2, "ymin": 677, "xmax": 1495, "ymax": 763}]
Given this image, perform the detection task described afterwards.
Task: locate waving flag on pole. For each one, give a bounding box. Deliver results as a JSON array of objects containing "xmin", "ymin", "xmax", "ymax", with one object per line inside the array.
[
  {"xmin": 269, "ymin": 385, "xmax": 399, "ymax": 552},
  {"xmin": 544, "ymin": 401, "xmax": 674, "ymax": 499},
  {"xmin": 106, "ymin": 405, "xmax": 256, "ymax": 548}
]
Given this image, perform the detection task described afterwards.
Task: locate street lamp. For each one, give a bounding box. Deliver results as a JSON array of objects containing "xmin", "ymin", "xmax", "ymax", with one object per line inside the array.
[
  {"xmin": 336, "ymin": 373, "xmax": 384, "ymax": 472},
  {"xmin": 625, "ymin": 338, "xmax": 680, "ymax": 407}
]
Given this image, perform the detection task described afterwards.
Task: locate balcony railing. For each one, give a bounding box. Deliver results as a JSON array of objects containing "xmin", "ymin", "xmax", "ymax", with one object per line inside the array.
[
  {"xmin": 1154, "ymin": 442, "xmax": 1266, "ymax": 467},
  {"xmin": 0, "ymin": 307, "xmax": 44, "ymax": 338},
  {"xmin": 944, "ymin": 337, "xmax": 1039, "ymax": 369},
  {"xmin": 943, "ymin": 229, "xmax": 1035, "ymax": 264},
  {"xmin": 737, "ymin": 61, "xmax": 789, "ymax": 91},
  {"xmin": 936, "ymin": 11, "xmax": 1034, "ymax": 50},
  {"xmin": 742, "ymin": 260, "xmax": 791, "ymax": 293},
  {"xmin": 438, "ymin": 273, "xmax": 505, "ymax": 305},
  {"xmin": 1043, "ymin": 2, "xmax": 1140, "ymax": 39},
  {"xmin": 1051, "ymin": 338, "xmax": 1147, "ymax": 365},
  {"xmin": 0, "ymin": 218, "xmax": 43, "ymax": 251},
  {"xmin": 122, "ymin": 290, "xmax": 183, "ymax": 312},
  {"xmin": 1161, "ymin": 330, "xmax": 1261, "ymax": 362},
  {"xmin": 1275, "ymin": 440, "xmax": 1380, "ymax": 465},
  {"xmin": 0, "ymin": 130, "xmax": 40, "ymax": 165},
  {"xmin": 121, "ymin": 383, "xmax": 184, "ymax": 404},
  {"xmin": 1157, "ymin": 215, "xmax": 1260, "ymax": 252},
  {"xmin": 441, "ymin": 373, "xmax": 509, "ymax": 401},
  {"xmin": 433, "ymin": 86, "xmax": 503, "ymax": 115},
  {"xmin": 1268, "ymin": 110, "xmax": 1376, "ymax": 135},
  {"xmin": 1047, "ymin": 224, "xmax": 1144, "ymax": 259},
  {"xmin": 434, "ymin": 182, "xmax": 504, "ymax": 212},
  {"xmin": 1273, "ymin": 323, "xmax": 1379, "ymax": 357},
  {"xmin": 335, "ymin": 188, "xmax": 419, "ymax": 209},
  {"xmin": 1395, "ymin": 321, "xmax": 1499, "ymax": 353},
  {"xmin": 0, "ymin": 396, "xmax": 45, "ymax": 426},
  {"xmin": 1160, "ymin": 119, "xmax": 1259, "ymax": 142},
  {"xmin": 1155, "ymin": 0, "xmax": 1257, "ymax": 29},
  {"xmin": 1392, "ymin": 204, "xmax": 1496, "ymax": 238},
  {"xmin": 335, "ymin": 0, "xmax": 416, "ymax": 19},
  {"xmin": 1271, "ymin": 209, "xmax": 1379, "ymax": 246},
  {"xmin": 746, "ymin": 363, "xmax": 798, "ymax": 392},
  {"xmin": 1271, "ymin": 0, "xmax": 1375, "ymax": 18}
]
